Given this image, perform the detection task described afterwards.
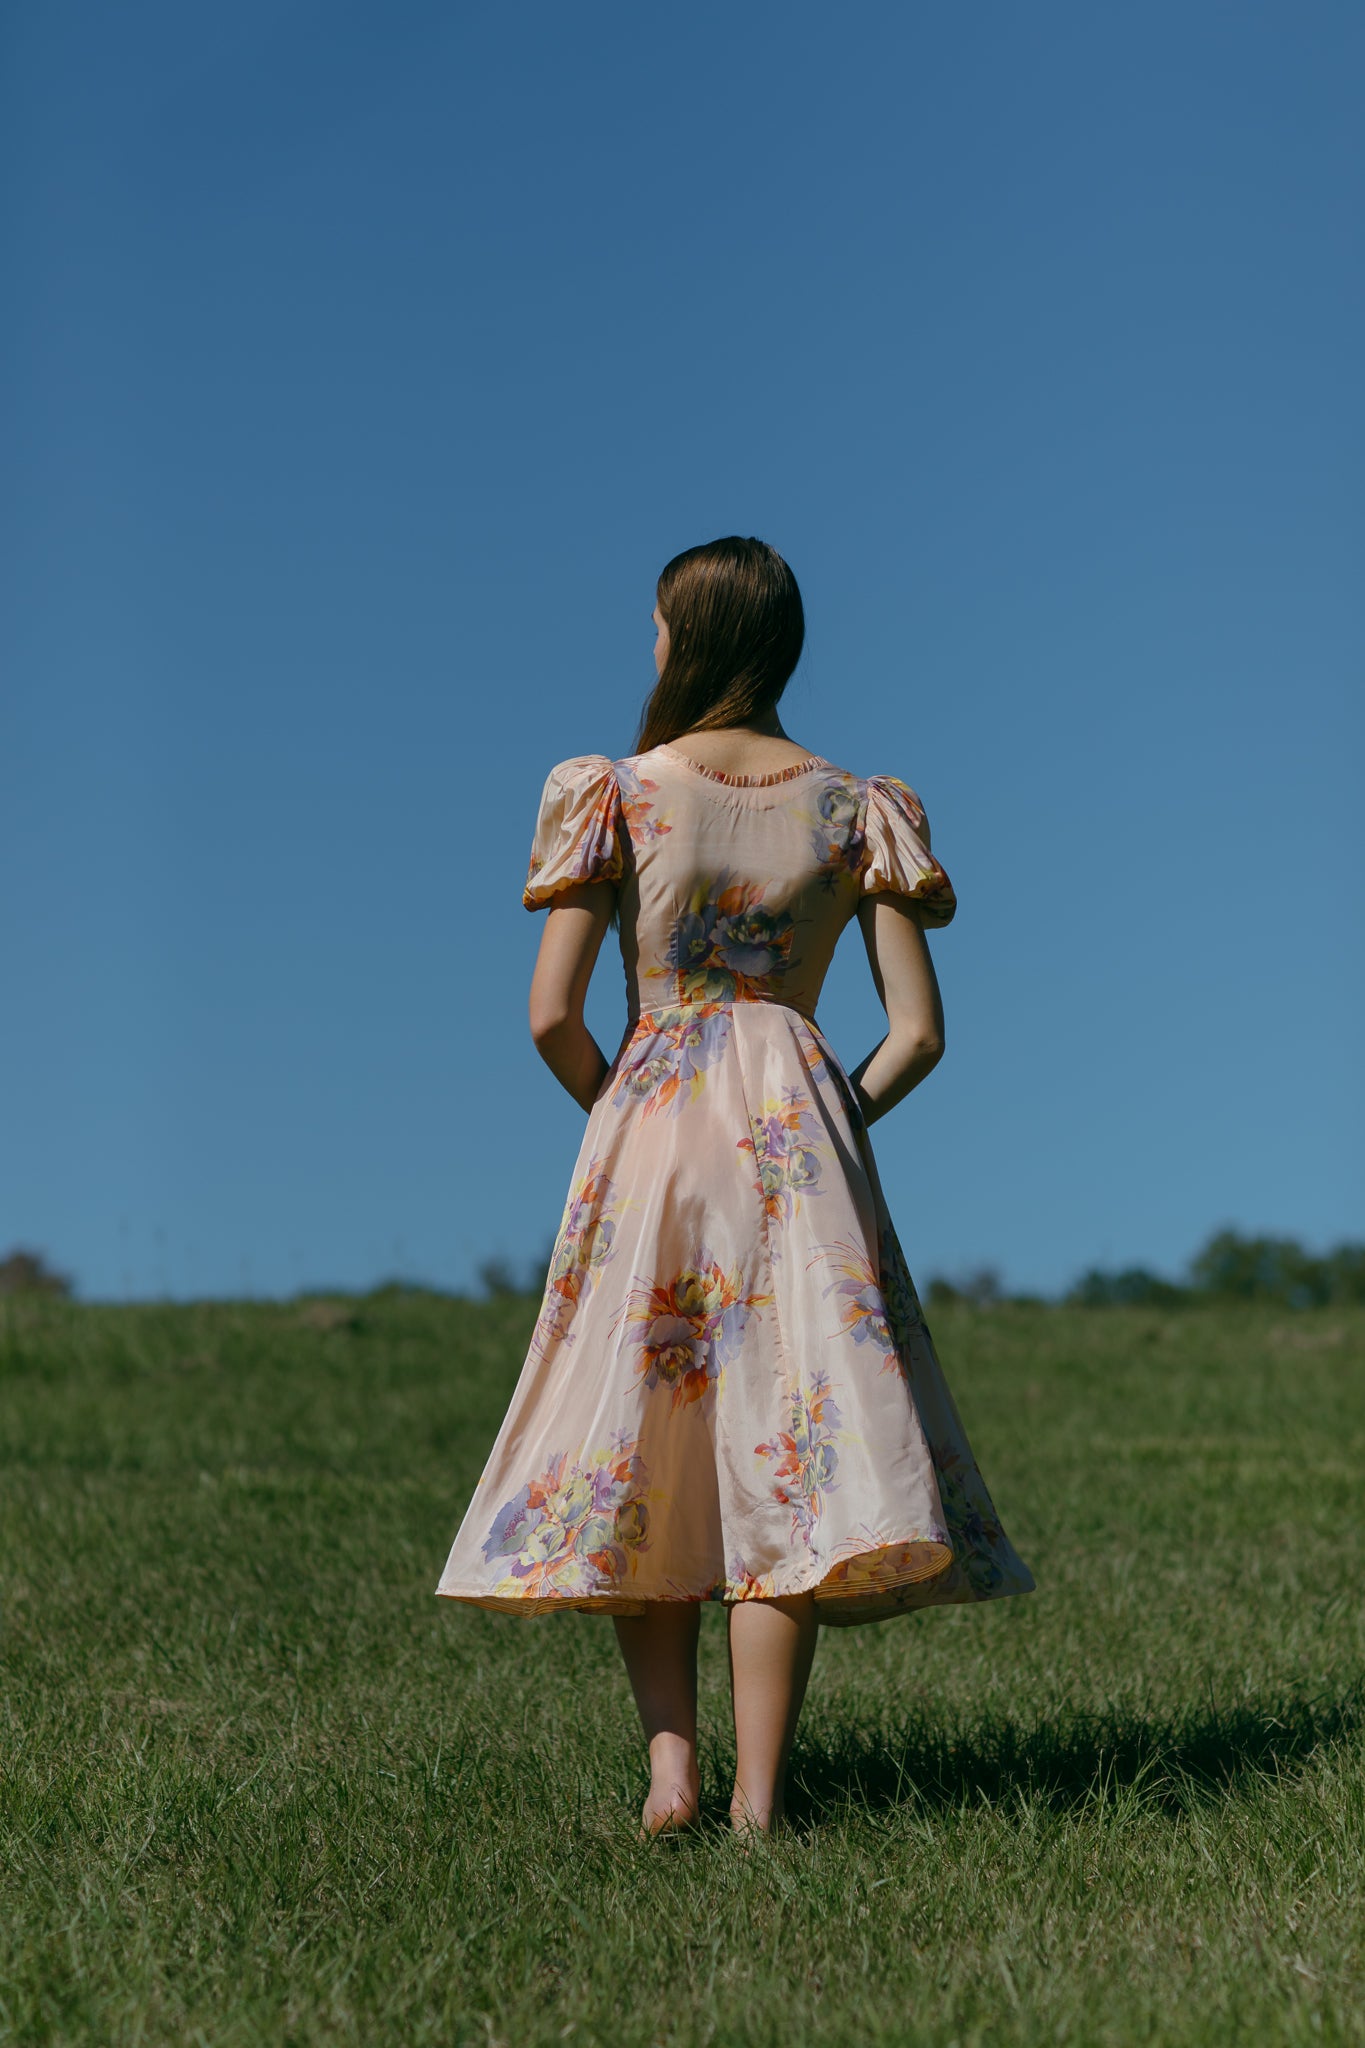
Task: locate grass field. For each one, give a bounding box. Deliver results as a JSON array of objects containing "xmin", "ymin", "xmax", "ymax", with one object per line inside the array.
[{"xmin": 2, "ymin": 1291, "xmax": 1362, "ymax": 2047}]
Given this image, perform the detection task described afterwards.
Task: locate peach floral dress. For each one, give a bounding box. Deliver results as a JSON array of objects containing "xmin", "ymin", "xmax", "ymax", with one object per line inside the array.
[{"xmin": 435, "ymin": 743, "xmax": 1034, "ymax": 1625}]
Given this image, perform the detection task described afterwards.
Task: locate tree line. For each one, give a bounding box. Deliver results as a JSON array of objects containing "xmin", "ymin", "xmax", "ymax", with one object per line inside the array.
[
  {"xmin": 1057, "ymin": 1229, "xmax": 1365, "ymax": 1310},
  {"xmin": 479, "ymin": 1228, "xmax": 1365, "ymax": 1313},
  {"xmin": 3, "ymin": 1229, "xmax": 1362, "ymax": 1311}
]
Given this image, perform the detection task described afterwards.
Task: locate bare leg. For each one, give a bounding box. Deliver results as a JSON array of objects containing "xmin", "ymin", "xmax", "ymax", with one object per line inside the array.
[
  {"xmin": 613, "ymin": 1604, "xmax": 702, "ymax": 1834},
  {"xmin": 726, "ymin": 1592, "xmax": 818, "ymax": 1834}
]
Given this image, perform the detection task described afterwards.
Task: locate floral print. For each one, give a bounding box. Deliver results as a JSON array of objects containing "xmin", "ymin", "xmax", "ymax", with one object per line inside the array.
[
  {"xmin": 619, "ymin": 1253, "xmax": 772, "ymax": 1409},
  {"xmin": 879, "ymin": 1225, "xmax": 927, "ymax": 1349},
  {"xmin": 521, "ymin": 757, "xmax": 624, "ymax": 907},
  {"xmin": 739, "ymin": 1088, "xmax": 825, "ymax": 1223},
  {"xmin": 722, "ymin": 1556, "xmax": 778, "ymax": 1602},
  {"xmin": 531, "ymin": 1160, "xmax": 618, "ymax": 1356},
  {"xmin": 808, "ymin": 1239, "xmax": 903, "ymax": 1375},
  {"xmin": 805, "ymin": 774, "xmax": 866, "ymax": 888},
  {"xmin": 795, "ymin": 1021, "xmax": 865, "ymax": 1132},
  {"xmin": 859, "ymin": 776, "xmax": 957, "ymax": 925},
  {"xmin": 481, "ymin": 1431, "xmax": 651, "ymax": 1599},
  {"xmin": 756, "ymin": 1372, "xmax": 843, "ymax": 1544},
  {"xmin": 654, "ymin": 871, "xmax": 798, "ymax": 1003},
  {"xmin": 438, "ymin": 745, "xmax": 1032, "ymax": 1624},
  {"xmin": 612, "ymin": 1004, "xmax": 732, "ymax": 1117},
  {"xmin": 933, "ymin": 1446, "xmax": 1009, "ymax": 1593},
  {"xmin": 615, "ymin": 758, "xmax": 670, "ymax": 845}
]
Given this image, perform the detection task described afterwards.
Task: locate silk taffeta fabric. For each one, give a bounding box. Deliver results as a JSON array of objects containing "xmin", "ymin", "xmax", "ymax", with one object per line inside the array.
[{"xmin": 435, "ymin": 744, "xmax": 1033, "ymax": 1624}]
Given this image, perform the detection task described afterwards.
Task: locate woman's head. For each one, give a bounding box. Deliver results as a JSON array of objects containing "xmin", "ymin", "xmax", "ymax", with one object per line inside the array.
[{"xmin": 635, "ymin": 536, "xmax": 805, "ymax": 753}]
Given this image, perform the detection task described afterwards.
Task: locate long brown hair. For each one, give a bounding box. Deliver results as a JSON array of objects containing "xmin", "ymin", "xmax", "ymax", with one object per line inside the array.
[{"xmin": 634, "ymin": 537, "xmax": 805, "ymax": 754}]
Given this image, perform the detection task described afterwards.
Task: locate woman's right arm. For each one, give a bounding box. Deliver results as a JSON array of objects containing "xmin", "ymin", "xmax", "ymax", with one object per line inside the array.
[
  {"xmin": 527, "ymin": 880, "xmax": 618, "ymax": 1112},
  {"xmin": 848, "ymin": 893, "xmax": 946, "ymax": 1125}
]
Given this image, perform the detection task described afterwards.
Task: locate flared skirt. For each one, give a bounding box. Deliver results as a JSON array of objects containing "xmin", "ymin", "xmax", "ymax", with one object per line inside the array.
[{"xmin": 436, "ymin": 1000, "xmax": 1034, "ymax": 1625}]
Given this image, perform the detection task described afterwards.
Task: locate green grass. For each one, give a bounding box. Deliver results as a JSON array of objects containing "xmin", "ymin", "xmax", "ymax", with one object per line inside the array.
[{"xmin": 2, "ymin": 1292, "xmax": 1363, "ymax": 2047}]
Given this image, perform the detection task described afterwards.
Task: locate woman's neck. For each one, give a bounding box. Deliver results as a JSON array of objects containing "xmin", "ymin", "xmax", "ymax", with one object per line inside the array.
[{"xmin": 663, "ymin": 718, "xmax": 815, "ymax": 777}]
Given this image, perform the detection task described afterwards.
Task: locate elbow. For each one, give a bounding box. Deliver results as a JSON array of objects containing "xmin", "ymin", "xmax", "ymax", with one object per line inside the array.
[
  {"xmin": 529, "ymin": 997, "xmax": 572, "ymax": 1051},
  {"xmin": 895, "ymin": 1023, "xmax": 944, "ymax": 1070}
]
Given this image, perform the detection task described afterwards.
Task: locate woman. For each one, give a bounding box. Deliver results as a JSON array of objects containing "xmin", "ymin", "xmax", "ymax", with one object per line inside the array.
[{"xmin": 436, "ymin": 536, "xmax": 1033, "ymax": 1837}]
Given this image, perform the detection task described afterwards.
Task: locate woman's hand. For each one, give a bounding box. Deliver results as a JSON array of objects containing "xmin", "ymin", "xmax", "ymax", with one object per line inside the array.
[
  {"xmin": 849, "ymin": 894, "xmax": 946, "ymax": 1125},
  {"xmin": 527, "ymin": 880, "xmax": 617, "ymax": 1112}
]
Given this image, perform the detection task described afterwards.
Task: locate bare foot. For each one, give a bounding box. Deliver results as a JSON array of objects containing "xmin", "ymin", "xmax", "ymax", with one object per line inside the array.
[
  {"xmin": 640, "ymin": 1786, "xmax": 700, "ymax": 1839},
  {"xmin": 729, "ymin": 1794, "xmax": 782, "ymax": 1842}
]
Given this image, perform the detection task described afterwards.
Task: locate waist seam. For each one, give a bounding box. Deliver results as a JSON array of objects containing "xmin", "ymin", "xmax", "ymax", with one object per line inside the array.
[{"xmin": 628, "ymin": 997, "xmax": 819, "ymax": 1027}]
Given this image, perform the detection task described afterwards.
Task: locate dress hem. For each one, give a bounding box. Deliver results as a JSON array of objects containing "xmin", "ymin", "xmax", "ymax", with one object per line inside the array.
[{"xmin": 435, "ymin": 1532, "xmax": 961, "ymax": 1622}]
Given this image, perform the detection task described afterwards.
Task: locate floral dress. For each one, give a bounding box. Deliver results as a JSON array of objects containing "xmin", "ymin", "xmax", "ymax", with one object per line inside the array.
[{"xmin": 435, "ymin": 743, "xmax": 1034, "ymax": 1625}]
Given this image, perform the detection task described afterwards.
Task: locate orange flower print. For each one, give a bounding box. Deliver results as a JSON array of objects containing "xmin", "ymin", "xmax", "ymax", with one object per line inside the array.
[
  {"xmin": 807, "ymin": 1239, "xmax": 903, "ymax": 1376},
  {"xmin": 612, "ymin": 1004, "xmax": 732, "ymax": 1118},
  {"xmin": 615, "ymin": 760, "xmax": 671, "ymax": 845},
  {"xmin": 531, "ymin": 1160, "xmax": 618, "ymax": 1357},
  {"xmin": 803, "ymin": 773, "xmax": 866, "ymax": 890},
  {"xmin": 738, "ymin": 1088, "xmax": 824, "ymax": 1225},
  {"xmin": 793, "ymin": 1023, "xmax": 866, "ymax": 1136},
  {"xmin": 620, "ymin": 1252, "xmax": 771, "ymax": 1409},
  {"xmin": 722, "ymin": 1556, "xmax": 777, "ymax": 1602},
  {"xmin": 651, "ymin": 871, "xmax": 798, "ymax": 1004},
  {"xmin": 481, "ymin": 1431, "xmax": 651, "ymax": 1599},
  {"xmin": 867, "ymin": 777, "xmax": 956, "ymax": 921},
  {"xmin": 755, "ymin": 1371, "xmax": 843, "ymax": 1544}
]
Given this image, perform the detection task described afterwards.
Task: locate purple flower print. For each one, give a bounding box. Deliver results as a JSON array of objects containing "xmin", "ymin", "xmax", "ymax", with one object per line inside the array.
[
  {"xmin": 654, "ymin": 872, "xmax": 797, "ymax": 1002},
  {"xmin": 612, "ymin": 1005, "xmax": 733, "ymax": 1117},
  {"xmin": 804, "ymin": 774, "xmax": 866, "ymax": 883},
  {"xmin": 712, "ymin": 902, "xmax": 792, "ymax": 980},
  {"xmin": 480, "ymin": 1431, "xmax": 651, "ymax": 1599},
  {"xmin": 739, "ymin": 1089, "xmax": 825, "ymax": 1225},
  {"xmin": 755, "ymin": 1371, "xmax": 843, "ymax": 1545},
  {"xmin": 620, "ymin": 1252, "xmax": 772, "ymax": 1409},
  {"xmin": 807, "ymin": 1239, "xmax": 904, "ymax": 1375}
]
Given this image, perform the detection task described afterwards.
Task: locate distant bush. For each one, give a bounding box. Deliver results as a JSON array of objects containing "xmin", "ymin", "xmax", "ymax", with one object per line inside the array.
[
  {"xmin": 1189, "ymin": 1230, "xmax": 1365, "ymax": 1308},
  {"xmin": 0, "ymin": 1249, "xmax": 72, "ymax": 1298},
  {"xmin": 474, "ymin": 1258, "xmax": 522, "ymax": 1299},
  {"xmin": 360, "ymin": 1279, "xmax": 454, "ymax": 1304},
  {"xmin": 926, "ymin": 1266, "xmax": 1005, "ymax": 1309},
  {"xmin": 1067, "ymin": 1230, "xmax": 1365, "ymax": 1310},
  {"xmin": 1067, "ymin": 1267, "xmax": 1190, "ymax": 1309},
  {"xmin": 477, "ymin": 1245, "xmax": 555, "ymax": 1302}
]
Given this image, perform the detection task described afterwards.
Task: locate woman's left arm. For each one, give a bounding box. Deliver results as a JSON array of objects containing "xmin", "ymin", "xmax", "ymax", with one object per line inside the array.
[
  {"xmin": 849, "ymin": 893, "xmax": 946, "ymax": 1125},
  {"xmin": 527, "ymin": 880, "xmax": 618, "ymax": 1111}
]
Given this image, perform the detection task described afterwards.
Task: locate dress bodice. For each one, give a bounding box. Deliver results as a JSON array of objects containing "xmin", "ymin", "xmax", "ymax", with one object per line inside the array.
[{"xmin": 524, "ymin": 742, "xmax": 955, "ymax": 1025}]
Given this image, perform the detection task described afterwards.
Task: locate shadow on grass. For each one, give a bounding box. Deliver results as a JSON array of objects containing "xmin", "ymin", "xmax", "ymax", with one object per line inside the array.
[{"xmin": 785, "ymin": 1684, "xmax": 1364, "ymax": 1822}]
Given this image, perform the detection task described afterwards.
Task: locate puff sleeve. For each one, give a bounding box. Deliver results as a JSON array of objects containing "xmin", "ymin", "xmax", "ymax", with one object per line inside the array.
[
  {"xmin": 858, "ymin": 775, "xmax": 957, "ymax": 927},
  {"xmin": 522, "ymin": 755, "xmax": 626, "ymax": 910}
]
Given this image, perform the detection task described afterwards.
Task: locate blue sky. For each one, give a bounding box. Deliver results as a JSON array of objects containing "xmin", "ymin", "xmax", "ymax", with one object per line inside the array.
[{"xmin": 5, "ymin": 2, "xmax": 1361, "ymax": 1302}]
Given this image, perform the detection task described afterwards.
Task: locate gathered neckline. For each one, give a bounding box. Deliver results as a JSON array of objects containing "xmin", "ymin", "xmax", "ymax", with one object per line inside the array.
[{"xmin": 655, "ymin": 743, "xmax": 829, "ymax": 788}]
